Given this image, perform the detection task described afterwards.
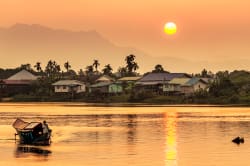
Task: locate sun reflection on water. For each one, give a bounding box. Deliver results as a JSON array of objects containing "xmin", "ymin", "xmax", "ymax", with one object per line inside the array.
[{"xmin": 164, "ymin": 112, "xmax": 177, "ymax": 166}]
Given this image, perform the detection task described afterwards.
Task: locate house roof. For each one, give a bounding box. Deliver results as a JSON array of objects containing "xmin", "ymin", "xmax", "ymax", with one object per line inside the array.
[
  {"xmin": 118, "ymin": 76, "xmax": 142, "ymax": 81},
  {"xmin": 183, "ymin": 78, "xmax": 208, "ymax": 86},
  {"xmin": 52, "ymin": 80, "xmax": 85, "ymax": 86},
  {"xmin": 96, "ymin": 75, "xmax": 115, "ymax": 82},
  {"xmin": 7, "ymin": 70, "xmax": 37, "ymax": 81},
  {"xmin": 137, "ymin": 73, "xmax": 191, "ymax": 83},
  {"xmin": 90, "ymin": 82, "xmax": 113, "ymax": 88},
  {"xmin": 169, "ymin": 78, "xmax": 191, "ymax": 85}
]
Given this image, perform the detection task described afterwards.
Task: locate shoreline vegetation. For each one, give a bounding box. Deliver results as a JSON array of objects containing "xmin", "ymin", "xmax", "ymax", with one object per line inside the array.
[{"xmin": 1, "ymin": 55, "xmax": 250, "ymax": 105}]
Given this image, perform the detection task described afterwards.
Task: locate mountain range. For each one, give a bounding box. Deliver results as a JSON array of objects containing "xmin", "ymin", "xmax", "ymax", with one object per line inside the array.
[{"xmin": 0, "ymin": 23, "xmax": 196, "ymax": 73}]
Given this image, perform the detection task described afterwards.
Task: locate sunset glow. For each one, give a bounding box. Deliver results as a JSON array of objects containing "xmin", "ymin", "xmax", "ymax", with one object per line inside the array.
[{"xmin": 164, "ymin": 22, "xmax": 177, "ymax": 35}]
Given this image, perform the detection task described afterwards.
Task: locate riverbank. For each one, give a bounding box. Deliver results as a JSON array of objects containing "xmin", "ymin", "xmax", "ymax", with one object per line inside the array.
[{"xmin": 1, "ymin": 94, "xmax": 250, "ymax": 106}]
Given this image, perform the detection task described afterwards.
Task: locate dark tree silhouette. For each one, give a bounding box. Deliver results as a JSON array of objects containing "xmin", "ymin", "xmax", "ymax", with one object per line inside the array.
[
  {"xmin": 125, "ymin": 54, "xmax": 139, "ymax": 75},
  {"xmin": 34, "ymin": 62, "xmax": 42, "ymax": 72},
  {"xmin": 102, "ymin": 64, "xmax": 113, "ymax": 75},
  {"xmin": 64, "ymin": 61, "xmax": 71, "ymax": 72},
  {"xmin": 152, "ymin": 64, "xmax": 167, "ymax": 73},
  {"xmin": 93, "ymin": 59, "xmax": 100, "ymax": 72}
]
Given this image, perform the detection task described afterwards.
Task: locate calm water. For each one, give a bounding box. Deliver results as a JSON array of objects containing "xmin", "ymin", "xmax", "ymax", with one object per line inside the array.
[{"xmin": 1, "ymin": 103, "xmax": 250, "ymax": 166}]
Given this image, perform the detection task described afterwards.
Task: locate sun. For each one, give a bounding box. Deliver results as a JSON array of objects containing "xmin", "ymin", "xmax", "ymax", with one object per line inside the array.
[{"xmin": 164, "ymin": 22, "xmax": 177, "ymax": 35}]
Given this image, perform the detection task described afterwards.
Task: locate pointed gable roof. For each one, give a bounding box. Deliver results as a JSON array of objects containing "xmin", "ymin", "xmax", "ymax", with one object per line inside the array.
[
  {"xmin": 96, "ymin": 75, "xmax": 115, "ymax": 82},
  {"xmin": 7, "ymin": 70, "xmax": 37, "ymax": 81}
]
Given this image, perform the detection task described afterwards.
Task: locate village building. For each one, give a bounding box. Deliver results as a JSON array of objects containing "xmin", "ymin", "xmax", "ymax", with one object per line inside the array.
[
  {"xmin": 52, "ymin": 80, "xmax": 86, "ymax": 94},
  {"xmin": 117, "ymin": 76, "xmax": 142, "ymax": 92},
  {"xmin": 180, "ymin": 78, "xmax": 208, "ymax": 95},
  {"xmin": 90, "ymin": 82, "xmax": 123, "ymax": 94},
  {"xmin": 164, "ymin": 77, "xmax": 208, "ymax": 95},
  {"xmin": 135, "ymin": 73, "xmax": 191, "ymax": 94},
  {"xmin": 0, "ymin": 70, "xmax": 37, "ymax": 96}
]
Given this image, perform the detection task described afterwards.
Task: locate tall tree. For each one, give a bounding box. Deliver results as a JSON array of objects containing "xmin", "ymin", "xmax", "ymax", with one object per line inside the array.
[
  {"xmin": 92, "ymin": 59, "xmax": 100, "ymax": 72},
  {"xmin": 102, "ymin": 64, "xmax": 113, "ymax": 75},
  {"xmin": 34, "ymin": 62, "xmax": 42, "ymax": 72},
  {"xmin": 125, "ymin": 54, "xmax": 139, "ymax": 74},
  {"xmin": 45, "ymin": 60, "xmax": 61, "ymax": 82},
  {"xmin": 64, "ymin": 61, "xmax": 71, "ymax": 72}
]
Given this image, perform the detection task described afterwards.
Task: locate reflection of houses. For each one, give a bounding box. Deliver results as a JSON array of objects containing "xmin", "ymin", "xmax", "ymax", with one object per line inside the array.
[
  {"xmin": 164, "ymin": 77, "xmax": 208, "ymax": 95},
  {"xmin": 1, "ymin": 70, "xmax": 37, "ymax": 96},
  {"xmin": 90, "ymin": 82, "xmax": 122, "ymax": 94},
  {"xmin": 135, "ymin": 73, "xmax": 191, "ymax": 94},
  {"xmin": 52, "ymin": 80, "xmax": 86, "ymax": 93}
]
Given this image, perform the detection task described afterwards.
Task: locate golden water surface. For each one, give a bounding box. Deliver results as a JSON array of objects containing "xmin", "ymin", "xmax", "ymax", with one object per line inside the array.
[{"xmin": 1, "ymin": 103, "xmax": 250, "ymax": 166}]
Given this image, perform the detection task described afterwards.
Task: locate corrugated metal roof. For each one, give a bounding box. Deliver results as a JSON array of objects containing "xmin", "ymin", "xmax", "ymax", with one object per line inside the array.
[
  {"xmin": 7, "ymin": 70, "xmax": 37, "ymax": 81},
  {"xmin": 169, "ymin": 78, "xmax": 191, "ymax": 85},
  {"xmin": 90, "ymin": 82, "xmax": 113, "ymax": 88},
  {"xmin": 52, "ymin": 80, "xmax": 85, "ymax": 86},
  {"xmin": 183, "ymin": 78, "xmax": 207, "ymax": 86},
  {"xmin": 137, "ymin": 73, "xmax": 191, "ymax": 82},
  {"xmin": 118, "ymin": 76, "xmax": 141, "ymax": 81}
]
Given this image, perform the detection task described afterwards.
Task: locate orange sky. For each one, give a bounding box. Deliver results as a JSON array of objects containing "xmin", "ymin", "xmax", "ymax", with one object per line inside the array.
[{"xmin": 1, "ymin": 0, "xmax": 250, "ymax": 72}]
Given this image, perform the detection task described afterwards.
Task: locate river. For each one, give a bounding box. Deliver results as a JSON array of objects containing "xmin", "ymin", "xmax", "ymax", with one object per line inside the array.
[{"xmin": 0, "ymin": 103, "xmax": 250, "ymax": 166}]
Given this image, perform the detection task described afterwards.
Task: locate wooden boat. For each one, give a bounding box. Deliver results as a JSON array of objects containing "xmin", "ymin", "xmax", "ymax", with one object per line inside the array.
[{"xmin": 12, "ymin": 118, "xmax": 52, "ymax": 145}]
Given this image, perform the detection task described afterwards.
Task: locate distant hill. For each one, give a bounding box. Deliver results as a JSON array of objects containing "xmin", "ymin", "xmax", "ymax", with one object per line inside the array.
[{"xmin": 0, "ymin": 23, "xmax": 192, "ymax": 73}]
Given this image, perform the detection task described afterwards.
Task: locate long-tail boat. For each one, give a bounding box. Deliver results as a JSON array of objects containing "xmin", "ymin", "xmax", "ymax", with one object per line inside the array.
[{"xmin": 12, "ymin": 118, "xmax": 52, "ymax": 145}]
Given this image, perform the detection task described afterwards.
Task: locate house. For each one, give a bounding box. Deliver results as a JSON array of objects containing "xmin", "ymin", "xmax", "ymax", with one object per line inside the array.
[
  {"xmin": 164, "ymin": 77, "xmax": 208, "ymax": 95},
  {"xmin": 163, "ymin": 78, "xmax": 191, "ymax": 94},
  {"xmin": 1, "ymin": 70, "xmax": 38, "ymax": 95},
  {"xmin": 135, "ymin": 73, "xmax": 191, "ymax": 94},
  {"xmin": 90, "ymin": 82, "xmax": 122, "ymax": 94},
  {"xmin": 52, "ymin": 80, "xmax": 86, "ymax": 93},
  {"xmin": 117, "ymin": 76, "xmax": 142, "ymax": 91},
  {"xmin": 181, "ymin": 78, "xmax": 208, "ymax": 95}
]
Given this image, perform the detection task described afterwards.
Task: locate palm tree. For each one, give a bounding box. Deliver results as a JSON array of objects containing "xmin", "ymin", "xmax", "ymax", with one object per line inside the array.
[
  {"xmin": 125, "ymin": 54, "xmax": 139, "ymax": 74},
  {"xmin": 102, "ymin": 64, "xmax": 113, "ymax": 75},
  {"xmin": 34, "ymin": 62, "xmax": 42, "ymax": 72},
  {"xmin": 92, "ymin": 59, "xmax": 100, "ymax": 72},
  {"xmin": 64, "ymin": 61, "xmax": 71, "ymax": 72}
]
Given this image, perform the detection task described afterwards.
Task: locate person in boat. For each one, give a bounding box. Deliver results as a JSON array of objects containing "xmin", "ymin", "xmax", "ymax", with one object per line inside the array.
[{"xmin": 42, "ymin": 120, "xmax": 50, "ymax": 138}]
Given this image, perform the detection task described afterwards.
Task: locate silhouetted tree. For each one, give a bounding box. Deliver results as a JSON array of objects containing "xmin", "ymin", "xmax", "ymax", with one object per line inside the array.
[
  {"xmin": 64, "ymin": 61, "xmax": 71, "ymax": 72},
  {"xmin": 86, "ymin": 65, "xmax": 94, "ymax": 75},
  {"xmin": 152, "ymin": 64, "xmax": 166, "ymax": 73},
  {"xmin": 34, "ymin": 62, "xmax": 42, "ymax": 73},
  {"xmin": 125, "ymin": 54, "xmax": 139, "ymax": 75},
  {"xmin": 102, "ymin": 64, "xmax": 113, "ymax": 75},
  {"xmin": 93, "ymin": 59, "xmax": 100, "ymax": 72},
  {"xmin": 45, "ymin": 60, "xmax": 61, "ymax": 82},
  {"xmin": 20, "ymin": 64, "xmax": 32, "ymax": 71}
]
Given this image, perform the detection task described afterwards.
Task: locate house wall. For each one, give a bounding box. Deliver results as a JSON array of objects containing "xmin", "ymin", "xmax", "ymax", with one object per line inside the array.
[
  {"xmin": 193, "ymin": 82, "xmax": 207, "ymax": 91},
  {"xmin": 181, "ymin": 86, "xmax": 194, "ymax": 94},
  {"xmin": 75, "ymin": 85, "xmax": 86, "ymax": 93},
  {"xmin": 181, "ymin": 82, "xmax": 207, "ymax": 95},
  {"xmin": 54, "ymin": 84, "xmax": 86, "ymax": 93},
  {"xmin": 55, "ymin": 85, "xmax": 70, "ymax": 93},
  {"xmin": 163, "ymin": 84, "xmax": 181, "ymax": 92},
  {"xmin": 109, "ymin": 84, "xmax": 123, "ymax": 93}
]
